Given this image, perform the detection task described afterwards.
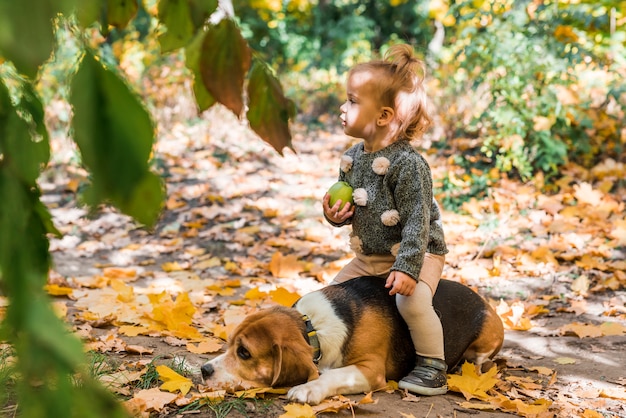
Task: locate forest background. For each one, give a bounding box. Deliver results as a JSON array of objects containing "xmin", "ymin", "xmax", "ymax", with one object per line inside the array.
[{"xmin": 0, "ymin": 0, "xmax": 625, "ymax": 417}]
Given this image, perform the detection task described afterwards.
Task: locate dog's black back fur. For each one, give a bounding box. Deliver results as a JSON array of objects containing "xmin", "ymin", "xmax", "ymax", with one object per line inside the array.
[{"xmin": 320, "ymin": 276, "xmax": 490, "ymax": 375}]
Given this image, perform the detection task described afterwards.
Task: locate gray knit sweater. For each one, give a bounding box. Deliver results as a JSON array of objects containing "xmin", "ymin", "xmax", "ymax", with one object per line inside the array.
[{"xmin": 328, "ymin": 140, "xmax": 448, "ymax": 281}]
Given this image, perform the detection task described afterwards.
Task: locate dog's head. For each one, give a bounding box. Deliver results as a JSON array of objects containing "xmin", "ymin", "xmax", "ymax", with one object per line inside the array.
[{"xmin": 201, "ymin": 306, "xmax": 319, "ymax": 390}]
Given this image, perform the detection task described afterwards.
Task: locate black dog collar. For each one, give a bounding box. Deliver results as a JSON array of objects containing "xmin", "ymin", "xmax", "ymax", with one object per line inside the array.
[{"xmin": 302, "ymin": 314, "xmax": 322, "ymax": 364}]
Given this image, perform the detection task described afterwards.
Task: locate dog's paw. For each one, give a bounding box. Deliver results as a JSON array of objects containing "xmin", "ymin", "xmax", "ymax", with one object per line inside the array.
[{"xmin": 287, "ymin": 382, "xmax": 328, "ymax": 405}]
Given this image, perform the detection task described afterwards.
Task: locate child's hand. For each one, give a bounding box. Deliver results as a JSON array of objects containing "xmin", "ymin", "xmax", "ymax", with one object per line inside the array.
[
  {"xmin": 323, "ymin": 193, "xmax": 354, "ymax": 224},
  {"xmin": 385, "ymin": 271, "xmax": 416, "ymax": 296}
]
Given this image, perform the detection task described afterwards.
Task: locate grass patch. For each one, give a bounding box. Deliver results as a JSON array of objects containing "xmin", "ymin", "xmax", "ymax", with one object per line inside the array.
[{"xmin": 0, "ymin": 345, "xmax": 17, "ymax": 414}]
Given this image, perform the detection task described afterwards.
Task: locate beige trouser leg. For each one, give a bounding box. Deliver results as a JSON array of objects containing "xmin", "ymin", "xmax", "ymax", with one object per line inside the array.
[{"xmin": 331, "ymin": 253, "xmax": 446, "ymax": 360}]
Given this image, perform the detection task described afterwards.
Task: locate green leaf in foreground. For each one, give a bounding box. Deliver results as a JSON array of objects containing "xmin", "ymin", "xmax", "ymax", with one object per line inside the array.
[
  {"xmin": 200, "ymin": 18, "xmax": 251, "ymax": 116},
  {"xmin": 247, "ymin": 60, "xmax": 295, "ymax": 155},
  {"xmin": 70, "ymin": 50, "xmax": 164, "ymax": 227},
  {"xmin": 158, "ymin": 0, "xmax": 195, "ymax": 53}
]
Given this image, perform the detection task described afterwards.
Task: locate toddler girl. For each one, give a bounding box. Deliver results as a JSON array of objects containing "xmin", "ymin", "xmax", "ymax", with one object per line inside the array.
[{"xmin": 323, "ymin": 43, "xmax": 449, "ymax": 396}]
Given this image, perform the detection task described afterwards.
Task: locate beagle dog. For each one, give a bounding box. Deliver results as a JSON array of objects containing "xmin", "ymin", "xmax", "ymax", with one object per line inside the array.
[{"xmin": 201, "ymin": 276, "xmax": 503, "ymax": 405}]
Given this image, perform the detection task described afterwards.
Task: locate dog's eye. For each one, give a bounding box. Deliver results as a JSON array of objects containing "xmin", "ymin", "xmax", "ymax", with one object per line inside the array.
[{"xmin": 237, "ymin": 345, "xmax": 251, "ymax": 360}]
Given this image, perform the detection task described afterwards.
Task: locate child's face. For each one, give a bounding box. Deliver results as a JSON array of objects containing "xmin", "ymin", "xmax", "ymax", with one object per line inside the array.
[{"xmin": 340, "ymin": 70, "xmax": 383, "ymax": 140}]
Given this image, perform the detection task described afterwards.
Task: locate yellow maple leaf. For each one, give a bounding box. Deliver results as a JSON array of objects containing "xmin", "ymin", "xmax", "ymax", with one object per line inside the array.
[
  {"xmin": 447, "ymin": 362, "xmax": 499, "ymax": 401},
  {"xmin": 161, "ymin": 261, "xmax": 185, "ymax": 272},
  {"xmin": 235, "ymin": 387, "xmax": 288, "ymax": 398},
  {"xmin": 147, "ymin": 292, "xmax": 201, "ymax": 339},
  {"xmin": 110, "ymin": 279, "xmax": 135, "ymax": 303},
  {"xmin": 270, "ymin": 287, "xmax": 300, "ymax": 307},
  {"xmin": 244, "ymin": 287, "xmax": 268, "ymax": 300},
  {"xmin": 118, "ymin": 325, "xmax": 151, "ymax": 337},
  {"xmin": 156, "ymin": 365, "xmax": 193, "ymax": 395},
  {"xmin": 279, "ymin": 403, "xmax": 315, "ymax": 418},
  {"xmin": 44, "ymin": 284, "xmax": 73, "ymax": 296}
]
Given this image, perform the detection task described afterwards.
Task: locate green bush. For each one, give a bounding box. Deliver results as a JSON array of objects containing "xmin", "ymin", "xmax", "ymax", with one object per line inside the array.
[{"xmin": 437, "ymin": 0, "xmax": 625, "ymax": 180}]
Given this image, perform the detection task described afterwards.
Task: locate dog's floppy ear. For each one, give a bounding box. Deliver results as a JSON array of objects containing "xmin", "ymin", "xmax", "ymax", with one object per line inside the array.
[{"xmin": 270, "ymin": 341, "xmax": 319, "ymax": 387}]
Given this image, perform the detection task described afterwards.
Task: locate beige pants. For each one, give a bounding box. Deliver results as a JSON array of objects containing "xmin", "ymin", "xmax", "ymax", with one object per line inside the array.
[{"xmin": 331, "ymin": 252, "xmax": 445, "ymax": 360}]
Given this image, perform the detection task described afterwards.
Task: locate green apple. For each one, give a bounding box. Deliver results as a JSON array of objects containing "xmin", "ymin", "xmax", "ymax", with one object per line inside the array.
[{"xmin": 327, "ymin": 181, "xmax": 354, "ymax": 209}]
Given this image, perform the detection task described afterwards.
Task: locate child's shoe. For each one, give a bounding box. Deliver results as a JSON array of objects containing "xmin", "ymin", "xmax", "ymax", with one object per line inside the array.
[{"xmin": 398, "ymin": 356, "xmax": 448, "ymax": 396}]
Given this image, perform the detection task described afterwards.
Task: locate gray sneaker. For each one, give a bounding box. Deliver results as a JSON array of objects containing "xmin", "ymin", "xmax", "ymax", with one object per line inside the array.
[{"xmin": 398, "ymin": 357, "xmax": 448, "ymax": 396}]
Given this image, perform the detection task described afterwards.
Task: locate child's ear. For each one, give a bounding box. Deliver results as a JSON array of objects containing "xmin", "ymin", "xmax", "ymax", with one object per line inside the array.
[{"xmin": 377, "ymin": 106, "xmax": 395, "ymax": 126}]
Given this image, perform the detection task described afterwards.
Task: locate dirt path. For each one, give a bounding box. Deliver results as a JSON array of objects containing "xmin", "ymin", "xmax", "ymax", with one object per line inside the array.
[{"xmin": 43, "ymin": 108, "xmax": 626, "ymax": 417}]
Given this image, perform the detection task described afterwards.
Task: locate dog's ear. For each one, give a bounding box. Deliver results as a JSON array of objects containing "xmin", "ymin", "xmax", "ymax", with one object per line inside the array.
[{"xmin": 270, "ymin": 341, "xmax": 319, "ymax": 387}]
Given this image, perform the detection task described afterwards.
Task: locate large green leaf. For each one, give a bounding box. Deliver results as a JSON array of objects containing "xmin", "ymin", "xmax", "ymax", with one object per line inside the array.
[
  {"xmin": 0, "ymin": 0, "xmax": 57, "ymax": 78},
  {"xmin": 185, "ymin": 30, "xmax": 216, "ymax": 111},
  {"xmin": 76, "ymin": 0, "xmax": 105, "ymax": 28},
  {"xmin": 0, "ymin": 79, "xmax": 50, "ymax": 183},
  {"xmin": 70, "ymin": 50, "xmax": 164, "ymax": 226},
  {"xmin": 158, "ymin": 0, "xmax": 195, "ymax": 53},
  {"xmin": 247, "ymin": 61, "xmax": 295, "ymax": 154},
  {"xmin": 106, "ymin": 0, "xmax": 138, "ymax": 29},
  {"xmin": 200, "ymin": 18, "xmax": 251, "ymax": 116},
  {"xmin": 188, "ymin": 0, "xmax": 218, "ymax": 29}
]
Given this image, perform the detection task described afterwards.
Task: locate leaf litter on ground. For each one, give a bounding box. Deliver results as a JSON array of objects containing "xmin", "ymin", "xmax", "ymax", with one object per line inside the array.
[{"xmin": 21, "ymin": 97, "xmax": 626, "ymax": 417}]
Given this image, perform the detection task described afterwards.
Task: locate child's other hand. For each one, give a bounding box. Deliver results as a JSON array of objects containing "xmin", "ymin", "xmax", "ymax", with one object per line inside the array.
[
  {"xmin": 323, "ymin": 193, "xmax": 354, "ymax": 224},
  {"xmin": 385, "ymin": 271, "xmax": 416, "ymax": 296}
]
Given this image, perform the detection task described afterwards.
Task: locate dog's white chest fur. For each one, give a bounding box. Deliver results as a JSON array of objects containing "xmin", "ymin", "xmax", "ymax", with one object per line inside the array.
[{"xmin": 294, "ymin": 292, "xmax": 348, "ymax": 370}]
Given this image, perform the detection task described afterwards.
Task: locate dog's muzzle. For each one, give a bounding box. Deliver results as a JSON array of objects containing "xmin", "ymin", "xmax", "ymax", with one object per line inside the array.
[{"xmin": 201, "ymin": 363, "xmax": 215, "ymax": 380}]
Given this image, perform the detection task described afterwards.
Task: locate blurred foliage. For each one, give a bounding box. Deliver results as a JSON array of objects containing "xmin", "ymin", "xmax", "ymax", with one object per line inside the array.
[
  {"xmin": 440, "ymin": 0, "xmax": 625, "ymax": 181},
  {"xmin": 0, "ymin": 0, "xmax": 295, "ymax": 416},
  {"xmin": 0, "ymin": 0, "xmax": 624, "ymax": 415},
  {"xmin": 232, "ymin": 0, "xmax": 625, "ymax": 205}
]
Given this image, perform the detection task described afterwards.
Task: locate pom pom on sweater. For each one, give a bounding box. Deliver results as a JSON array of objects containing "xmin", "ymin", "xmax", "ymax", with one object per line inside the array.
[
  {"xmin": 353, "ymin": 188, "xmax": 368, "ymax": 206},
  {"xmin": 340, "ymin": 155, "xmax": 353, "ymax": 173},
  {"xmin": 381, "ymin": 209, "xmax": 400, "ymax": 226},
  {"xmin": 372, "ymin": 157, "xmax": 390, "ymax": 175}
]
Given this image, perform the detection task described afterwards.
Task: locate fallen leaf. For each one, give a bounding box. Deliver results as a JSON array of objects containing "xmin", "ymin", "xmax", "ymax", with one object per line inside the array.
[
  {"xmin": 560, "ymin": 322, "xmax": 603, "ymax": 338},
  {"xmin": 600, "ymin": 322, "xmax": 626, "ymax": 336},
  {"xmin": 270, "ymin": 287, "xmax": 300, "ymax": 307},
  {"xmin": 279, "ymin": 403, "xmax": 315, "ymax": 418},
  {"xmin": 269, "ymin": 252, "xmax": 304, "ymax": 278},
  {"xmin": 447, "ymin": 362, "xmax": 499, "ymax": 401},
  {"xmin": 554, "ymin": 357, "xmax": 577, "ymax": 365},
  {"xmin": 156, "ymin": 365, "xmax": 193, "ymax": 395},
  {"xmin": 44, "ymin": 284, "xmax": 74, "ymax": 296},
  {"xmin": 528, "ymin": 366, "xmax": 554, "ymax": 376},
  {"xmin": 186, "ymin": 338, "xmax": 224, "ymax": 354},
  {"xmin": 126, "ymin": 344, "xmax": 154, "ymax": 355},
  {"xmin": 126, "ymin": 387, "xmax": 178, "ymax": 412},
  {"xmin": 573, "ymin": 182, "xmax": 603, "ymax": 206}
]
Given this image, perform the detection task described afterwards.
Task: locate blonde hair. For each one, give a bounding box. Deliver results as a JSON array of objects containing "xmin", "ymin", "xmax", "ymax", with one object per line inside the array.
[{"xmin": 349, "ymin": 44, "xmax": 432, "ymax": 141}]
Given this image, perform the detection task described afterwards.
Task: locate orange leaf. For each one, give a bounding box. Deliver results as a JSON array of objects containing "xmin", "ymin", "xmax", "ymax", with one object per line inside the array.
[
  {"xmin": 103, "ymin": 267, "xmax": 137, "ymax": 280},
  {"xmin": 269, "ymin": 252, "xmax": 304, "ymax": 278},
  {"xmin": 186, "ymin": 338, "xmax": 224, "ymax": 354},
  {"xmin": 126, "ymin": 388, "xmax": 178, "ymax": 412},
  {"xmin": 560, "ymin": 322, "xmax": 603, "ymax": 338}
]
